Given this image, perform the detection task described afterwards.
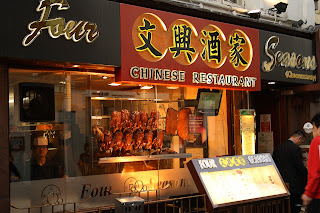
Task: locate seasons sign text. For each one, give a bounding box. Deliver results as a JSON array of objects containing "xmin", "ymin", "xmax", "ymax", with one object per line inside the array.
[{"xmin": 262, "ymin": 36, "xmax": 316, "ymax": 82}]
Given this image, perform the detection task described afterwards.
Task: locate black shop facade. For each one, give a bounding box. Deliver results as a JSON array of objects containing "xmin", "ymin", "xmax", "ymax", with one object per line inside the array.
[{"xmin": 0, "ymin": 1, "xmax": 261, "ymax": 212}]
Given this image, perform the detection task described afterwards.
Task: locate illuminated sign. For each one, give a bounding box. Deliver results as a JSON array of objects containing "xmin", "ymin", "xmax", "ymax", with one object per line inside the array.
[
  {"xmin": 260, "ymin": 31, "xmax": 317, "ymax": 84},
  {"xmin": 119, "ymin": 4, "xmax": 261, "ymax": 91},
  {"xmin": 23, "ymin": 0, "xmax": 99, "ymax": 47},
  {"xmin": 132, "ymin": 15, "xmax": 253, "ymax": 70},
  {"xmin": 240, "ymin": 109, "xmax": 256, "ymax": 155},
  {"xmin": 187, "ymin": 154, "xmax": 289, "ymax": 210}
]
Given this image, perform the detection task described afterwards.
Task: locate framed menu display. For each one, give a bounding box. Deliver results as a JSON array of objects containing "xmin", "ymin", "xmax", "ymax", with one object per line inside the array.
[{"xmin": 187, "ymin": 154, "xmax": 289, "ymax": 210}]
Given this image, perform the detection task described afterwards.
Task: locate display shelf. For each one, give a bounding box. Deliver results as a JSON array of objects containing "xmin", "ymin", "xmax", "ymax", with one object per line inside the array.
[
  {"xmin": 99, "ymin": 153, "xmax": 192, "ymax": 164},
  {"xmin": 91, "ymin": 116, "xmax": 166, "ymax": 120},
  {"xmin": 91, "ymin": 115, "xmax": 111, "ymax": 120},
  {"xmin": 10, "ymin": 123, "xmax": 62, "ymax": 132},
  {"xmin": 91, "ymin": 96, "xmax": 183, "ymax": 102},
  {"xmin": 91, "ymin": 97, "xmax": 171, "ymax": 102}
]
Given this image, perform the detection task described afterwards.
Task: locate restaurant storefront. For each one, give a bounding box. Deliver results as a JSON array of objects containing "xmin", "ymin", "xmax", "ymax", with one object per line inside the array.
[
  {"xmin": 254, "ymin": 30, "xmax": 317, "ymax": 154},
  {"xmin": 1, "ymin": 1, "xmax": 261, "ymax": 212}
]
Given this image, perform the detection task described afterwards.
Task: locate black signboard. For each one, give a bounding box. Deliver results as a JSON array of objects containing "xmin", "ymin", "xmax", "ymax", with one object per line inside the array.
[
  {"xmin": 260, "ymin": 30, "xmax": 317, "ymax": 84},
  {"xmin": 0, "ymin": 0, "xmax": 121, "ymax": 66}
]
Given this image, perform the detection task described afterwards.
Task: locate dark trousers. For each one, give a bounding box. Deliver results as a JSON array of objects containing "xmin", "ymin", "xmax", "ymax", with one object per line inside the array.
[
  {"xmin": 290, "ymin": 193, "xmax": 302, "ymax": 213},
  {"xmin": 307, "ymin": 198, "xmax": 320, "ymax": 213}
]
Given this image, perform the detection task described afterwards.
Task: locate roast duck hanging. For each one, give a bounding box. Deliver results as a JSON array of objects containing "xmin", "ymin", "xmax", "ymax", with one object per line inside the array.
[{"xmin": 92, "ymin": 107, "xmax": 190, "ymax": 157}]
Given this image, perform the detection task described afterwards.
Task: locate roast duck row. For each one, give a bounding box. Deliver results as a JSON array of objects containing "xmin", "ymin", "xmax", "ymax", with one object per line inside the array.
[{"xmin": 92, "ymin": 108, "xmax": 191, "ymax": 157}]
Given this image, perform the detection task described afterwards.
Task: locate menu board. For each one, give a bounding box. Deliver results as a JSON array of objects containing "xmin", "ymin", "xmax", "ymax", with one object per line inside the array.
[{"xmin": 187, "ymin": 154, "xmax": 289, "ymax": 210}]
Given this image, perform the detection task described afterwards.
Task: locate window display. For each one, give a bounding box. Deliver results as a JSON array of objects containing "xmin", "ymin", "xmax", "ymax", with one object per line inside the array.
[
  {"xmin": 8, "ymin": 68, "xmax": 220, "ymax": 178},
  {"xmin": 9, "ymin": 68, "xmax": 228, "ymax": 211}
]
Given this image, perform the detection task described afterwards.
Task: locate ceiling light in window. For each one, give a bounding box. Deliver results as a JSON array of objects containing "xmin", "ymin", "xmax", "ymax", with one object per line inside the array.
[
  {"xmin": 140, "ymin": 85, "xmax": 153, "ymax": 90},
  {"xmin": 108, "ymin": 82, "xmax": 121, "ymax": 86},
  {"xmin": 268, "ymin": 82, "xmax": 276, "ymax": 85},
  {"xmin": 166, "ymin": 86, "xmax": 179, "ymax": 90},
  {"xmin": 59, "ymin": 81, "xmax": 66, "ymax": 84},
  {"xmin": 102, "ymin": 76, "xmax": 108, "ymax": 79},
  {"xmin": 73, "ymin": 65, "xmax": 80, "ymax": 68}
]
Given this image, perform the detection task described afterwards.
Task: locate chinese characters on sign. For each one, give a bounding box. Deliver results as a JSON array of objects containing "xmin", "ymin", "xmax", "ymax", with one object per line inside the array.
[
  {"xmin": 133, "ymin": 14, "xmax": 253, "ymax": 70},
  {"xmin": 119, "ymin": 4, "xmax": 260, "ymax": 90}
]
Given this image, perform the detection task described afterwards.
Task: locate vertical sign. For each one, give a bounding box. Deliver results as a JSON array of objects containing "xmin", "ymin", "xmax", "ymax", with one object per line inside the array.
[
  {"xmin": 240, "ymin": 110, "xmax": 256, "ymax": 155},
  {"xmin": 260, "ymin": 114, "xmax": 271, "ymax": 132}
]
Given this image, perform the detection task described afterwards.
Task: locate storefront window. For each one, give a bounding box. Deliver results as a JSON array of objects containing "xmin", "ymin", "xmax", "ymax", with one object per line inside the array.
[{"xmin": 9, "ymin": 68, "xmax": 228, "ymax": 211}]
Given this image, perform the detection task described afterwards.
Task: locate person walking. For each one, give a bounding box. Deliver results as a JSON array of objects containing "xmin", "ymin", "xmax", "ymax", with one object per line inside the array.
[
  {"xmin": 302, "ymin": 113, "xmax": 320, "ymax": 212},
  {"xmin": 273, "ymin": 130, "xmax": 308, "ymax": 213}
]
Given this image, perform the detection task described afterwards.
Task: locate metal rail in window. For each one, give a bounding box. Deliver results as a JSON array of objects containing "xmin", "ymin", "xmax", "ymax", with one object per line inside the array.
[
  {"xmin": 10, "ymin": 192, "xmax": 290, "ymax": 213},
  {"xmin": 98, "ymin": 153, "xmax": 192, "ymax": 164}
]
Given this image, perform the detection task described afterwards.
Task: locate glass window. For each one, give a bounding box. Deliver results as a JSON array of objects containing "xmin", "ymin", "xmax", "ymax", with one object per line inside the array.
[{"xmin": 9, "ymin": 67, "xmax": 228, "ymax": 211}]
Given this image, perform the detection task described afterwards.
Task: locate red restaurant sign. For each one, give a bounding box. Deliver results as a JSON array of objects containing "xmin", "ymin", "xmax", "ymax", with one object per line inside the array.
[{"xmin": 117, "ymin": 4, "xmax": 261, "ymax": 91}]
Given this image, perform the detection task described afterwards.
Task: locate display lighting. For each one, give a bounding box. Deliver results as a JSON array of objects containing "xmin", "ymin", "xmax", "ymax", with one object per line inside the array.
[
  {"xmin": 108, "ymin": 82, "xmax": 121, "ymax": 86},
  {"xmin": 140, "ymin": 85, "xmax": 153, "ymax": 90},
  {"xmin": 166, "ymin": 86, "xmax": 179, "ymax": 89},
  {"xmin": 48, "ymin": 143, "xmax": 57, "ymax": 151},
  {"xmin": 267, "ymin": 81, "xmax": 276, "ymax": 85}
]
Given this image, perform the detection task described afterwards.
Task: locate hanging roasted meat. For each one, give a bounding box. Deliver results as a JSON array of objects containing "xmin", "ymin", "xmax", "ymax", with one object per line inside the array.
[
  {"xmin": 144, "ymin": 130, "xmax": 154, "ymax": 150},
  {"xmin": 133, "ymin": 130, "xmax": 144, "ymax": 150},
  {"xmin": 92, "ymin": 124, "xmax": 104, "ymax": 142},
  {"xmin": 165, "ymin": 108, "xmax": 178, "ymax": 135},
  {"xmin": 112, "ymin": 130, "xmax": 123, "ymax": 156},
  {"xmin": 152, "ymin": 130, "xmax": 164, "ymax": 150},
  {"xmin": 96, "ymin": 130, "xmax": 113, "ymax": 158},
  {"xmin": 122, "ymin": 129, "xmax": 134, "ymax": 155},
  {"xmin": 101, "ymin": 130, "xmax": 113, "ymax": 152},
  {"xmin": 110, "ymin": 110, "xmax": 122, "ymax": 132},
  {"xmin": 177, "ymin": 108, "xmax": 191, "ymax": 141},
  {"xmin": 131, "ymin": 111, "xmax": 141, "ymax": 131},
  {"xmin": 148, "ymin": 110, "xmax": 159, "ymax": 130},
  {"xmin": 140, "ymin": 110, "xmax": 149, "ymax": 130},
  {"xmin": 121, "ymin": 109, "xmax": 132, "ymax": 130}
]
